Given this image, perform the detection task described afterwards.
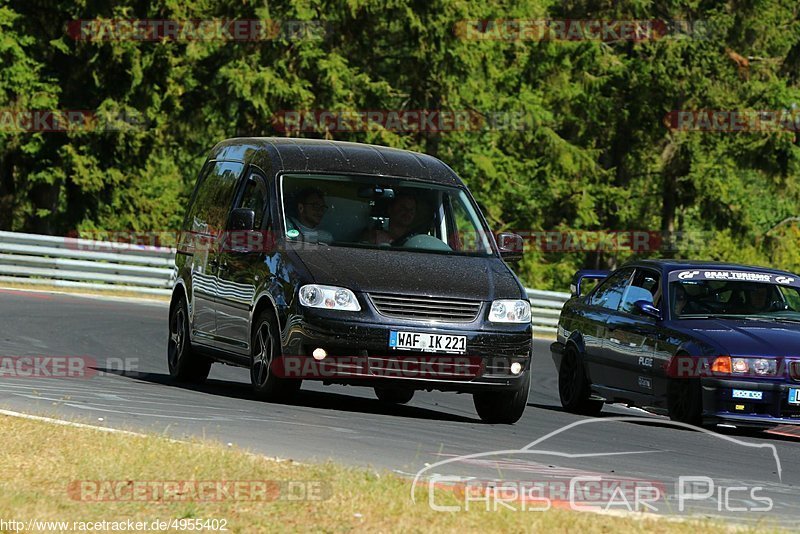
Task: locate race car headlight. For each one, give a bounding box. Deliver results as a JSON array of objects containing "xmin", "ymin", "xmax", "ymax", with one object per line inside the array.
[
  {"xmin": 299, "ymin": 285, "xmax": 361, "ymax": 311},
  {"xmin": 489, "ymin": 299, "xmax": 531, "ymax": 323},
  {"xmin": 730, "ymin": 357, "xmax": 778, "ymax": 376}
]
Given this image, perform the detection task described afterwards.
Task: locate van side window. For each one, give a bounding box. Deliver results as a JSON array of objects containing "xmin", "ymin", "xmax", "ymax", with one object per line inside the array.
[
  {"xmin": 237, "ymin": 174, "xmax": 269, "ymax": 230},
  {"xmin": 186, "ymin": 161, "xmax": 244, "ymax": 234}
]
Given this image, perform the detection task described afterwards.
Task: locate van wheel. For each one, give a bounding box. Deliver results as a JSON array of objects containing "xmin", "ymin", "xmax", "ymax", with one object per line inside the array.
[
  {"xmin": 558, "ymin": 347, "xmax": 603, "ymax": 416},
  {"xmin": 374, "ymin": 388, "xmax": 414, "ymax": 404},
  {"xmin": 251, "ymin": 311, "xmax": 301, "ymax": 401},
  {"xmin": 473, "ymin": 371, "xmax": 530, "ymax": 424},
  {"xmin": 167, "ymin": 297, "xmax": 211, "ymax": 383},
  {"xmin": 668, "ymin": 378, "xmax": 703, "ymax": 426}
]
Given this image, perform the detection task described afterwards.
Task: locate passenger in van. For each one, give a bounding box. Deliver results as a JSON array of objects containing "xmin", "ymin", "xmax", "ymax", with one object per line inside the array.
[
  {"xmin": 363, "ymin": 192, "xmax": 418, "ymax": 246},
  {"xmin": 288, "ymin": 188, "xmax": 334, "ymax": 243}
]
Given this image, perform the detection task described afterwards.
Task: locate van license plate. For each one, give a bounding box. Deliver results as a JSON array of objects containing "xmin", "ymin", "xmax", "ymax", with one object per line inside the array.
[
  {"xmin": 789, "ymin": 388, "xmax": 800, "ymax": 405},
  {"xmin": 389, "ymin": 331, "xmax": 466, "ymax": 354}
]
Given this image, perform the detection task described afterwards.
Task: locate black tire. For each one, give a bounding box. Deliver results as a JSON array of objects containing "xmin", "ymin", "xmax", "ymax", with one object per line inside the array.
[
  {"xmin": 167, "ymin": 297, "xmax": 212, "ymax": 383},
  {"xmin": 251, "ymin": 311, "xmax": 301, "ymax": 401},
  {"xmin": 374, "ymin": 387, "xmax": 414, "ymax": 404},
  {"xmin": 558, "ymin": 347, "xmax": 603, "ymax": 416},
  {"xmin": 668, "ymin": 377, "xmax": 703, "ymax": 426},
  {"xmin": 473, "ymin": 371, "xmax": 530, "ymax": 424}
]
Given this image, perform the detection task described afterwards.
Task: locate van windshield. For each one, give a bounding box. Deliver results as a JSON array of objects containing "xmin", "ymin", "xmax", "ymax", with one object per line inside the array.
[{"xmin": 281, "ymin": 174, "xmax": 494, "ymax": 256}]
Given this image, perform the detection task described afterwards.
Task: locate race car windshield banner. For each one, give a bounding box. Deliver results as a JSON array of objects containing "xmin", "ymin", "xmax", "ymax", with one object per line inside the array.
[{"xmin": 669, "ymin": 269, "xmax": 800, "ymax": 288}]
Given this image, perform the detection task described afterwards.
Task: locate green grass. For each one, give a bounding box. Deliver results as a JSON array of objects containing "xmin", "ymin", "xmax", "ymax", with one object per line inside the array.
[{"xmin": 0, "ymin": 414, "xmax": 752, "ymax": 533}]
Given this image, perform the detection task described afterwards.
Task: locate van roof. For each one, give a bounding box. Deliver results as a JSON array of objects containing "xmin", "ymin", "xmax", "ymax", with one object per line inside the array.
[{"xmin": 209, "ymin": 137, "xmax": 463, "ymax": 186}]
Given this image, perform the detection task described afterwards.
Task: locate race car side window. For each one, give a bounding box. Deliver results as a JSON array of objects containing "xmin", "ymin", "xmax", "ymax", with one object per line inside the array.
[
  {"xmin": 589, "ymin": 268, "xmax": 634, "ymax": 311},
  {"xmin": 619, "ymin": 268, "xmax": 661, "ymax": 315}
]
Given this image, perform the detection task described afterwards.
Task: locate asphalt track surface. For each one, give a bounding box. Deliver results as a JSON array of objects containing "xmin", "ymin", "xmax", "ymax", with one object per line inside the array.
[{"xmin": 1, "ymin": 288, "xmax": 799, "ymax": 527}]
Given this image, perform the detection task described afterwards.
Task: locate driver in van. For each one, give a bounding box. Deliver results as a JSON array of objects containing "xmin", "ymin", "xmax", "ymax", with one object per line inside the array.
[
  {"xmin": 364, "ymin": 192, "xmax": 418, "ymax": 246},
  {"xmin": 288, "ymin": 187, "xmax": 334, "ymax": 243}
]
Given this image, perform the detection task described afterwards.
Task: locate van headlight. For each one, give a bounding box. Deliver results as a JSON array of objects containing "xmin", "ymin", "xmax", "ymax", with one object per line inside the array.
[
  {"xmin": 299, "ymin": 285, "xmax": 361, "ymax": 311},
  {"xmin": 489, "ymin": 299, "xmax": 531, "ymax": 323}
]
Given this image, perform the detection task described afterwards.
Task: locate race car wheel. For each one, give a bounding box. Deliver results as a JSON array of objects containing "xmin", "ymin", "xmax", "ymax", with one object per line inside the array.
[
  {"xmin": 374, "ymin": 387, "xmax": 415, "ymax": 404},
  {"xmin": 251, "ymin": 310, "xmax": 301, "ymax": 401},
  {"xmin": 558, "ymin": 347, "xmax": 603, "ymax": 416},
  {"xmin": 167, "ymin": 296, "xmax": 212, "ymax": 383},
  {"xmin": 473, "ymin": 370, "xmax": 530, "ymax": 424},
  {"xmin": 668, "ymin": 377, "xmax": 702, "ymax": 426}
]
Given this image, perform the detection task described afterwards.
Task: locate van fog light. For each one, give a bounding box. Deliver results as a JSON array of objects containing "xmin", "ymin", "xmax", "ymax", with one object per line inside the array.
[
  {"xmin": 312, "ymin": 348, "xmax": 327, "ymax": 361},
  {"xmin": 510, "ymin": 362, "xmax": 522, "ymax": 375}
]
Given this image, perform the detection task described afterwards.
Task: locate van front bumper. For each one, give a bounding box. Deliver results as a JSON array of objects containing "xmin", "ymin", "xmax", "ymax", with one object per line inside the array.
[{"xmin": 278, "ymin": 314, "xmax": 532, "ymax": 393}]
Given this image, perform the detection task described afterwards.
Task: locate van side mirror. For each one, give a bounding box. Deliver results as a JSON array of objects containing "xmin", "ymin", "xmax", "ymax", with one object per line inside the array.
[
  {"xmin": 497, "ymin": 232, "xmax": 523, "ymax": 263},
  {"xmin": 634, "ymin": 300, "xmax": 662, "ymax": 320},
  {"xmin": 229, "ymin": 208, "xmax": 255, "ymax": 231}
]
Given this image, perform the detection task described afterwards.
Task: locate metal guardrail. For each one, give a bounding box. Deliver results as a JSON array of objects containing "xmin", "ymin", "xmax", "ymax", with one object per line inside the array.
[
  {"xmin": 0, "ymin": 230, "xmax": 175, "ymax": 296},
  {"xmin": 0, "ymin": 231, "xmax": 571, "ymax": 331}
]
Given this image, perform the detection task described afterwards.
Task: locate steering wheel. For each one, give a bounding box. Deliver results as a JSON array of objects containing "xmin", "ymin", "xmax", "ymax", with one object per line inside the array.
[
  {"xmin": 687, "ymin": 300, "xmax": 717, "ymax": 314},
  {"xmin": 391, "ymin": 231, "xmax": 419, "ymax": 247},
  {"xmin": 766, "ymin": 300, "xmax": 790, "ymax": 312}
]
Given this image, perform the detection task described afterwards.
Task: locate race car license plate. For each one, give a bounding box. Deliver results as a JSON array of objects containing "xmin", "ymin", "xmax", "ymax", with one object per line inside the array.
[
  {"xmin": 732, "ymin": 389, "xmax": 763, "ymax": 400},
  {"xmin": 389, "ymin": 331, "xmax": 466, "ymax": 354},
  {"xmin": 789, "ymin": 388, "xmax": 800, "ymax": 405}
]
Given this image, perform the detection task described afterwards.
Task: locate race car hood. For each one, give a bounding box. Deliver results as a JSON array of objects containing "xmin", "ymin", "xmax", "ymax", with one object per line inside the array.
[
  {"xmin": 671, "ymin": 318, "xmax": 800, "ymax": 357},
  {"xmin": 290, "ymin": 245, "xmax": 523, "ymax": 301}
]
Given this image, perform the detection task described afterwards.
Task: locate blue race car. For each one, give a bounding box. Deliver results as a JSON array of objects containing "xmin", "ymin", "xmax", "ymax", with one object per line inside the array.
[{"xmin": 551, "ymin": 260, "xmax": 800, "ymax": 427}]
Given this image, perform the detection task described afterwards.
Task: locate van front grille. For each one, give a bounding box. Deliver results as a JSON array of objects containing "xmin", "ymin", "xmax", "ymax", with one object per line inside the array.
[{"xmin": 368, "ymin": 293, "xmax": 481, "ymax": 322}]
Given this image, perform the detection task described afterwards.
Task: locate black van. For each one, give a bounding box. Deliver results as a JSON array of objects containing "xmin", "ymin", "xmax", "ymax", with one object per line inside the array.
[{"xmin": 168, "ymin": 138, "xmax": 532, "ymax": 423}]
